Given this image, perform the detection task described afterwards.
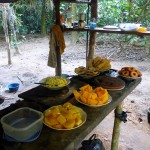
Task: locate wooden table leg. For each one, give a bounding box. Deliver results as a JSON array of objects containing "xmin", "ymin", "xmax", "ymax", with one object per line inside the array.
[{"xmin": 111, "ymin": 102, "xmax": 123, "ymax": 150}]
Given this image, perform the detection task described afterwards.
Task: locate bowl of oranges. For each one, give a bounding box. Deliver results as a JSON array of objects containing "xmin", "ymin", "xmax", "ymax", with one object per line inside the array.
[
  {"xmin": 73, "ymin": 84, "xmax": 112, "ymax": 107},
  {"xmin": 43, "ymin": 102, "xmax": 86, "ymax": 130}
]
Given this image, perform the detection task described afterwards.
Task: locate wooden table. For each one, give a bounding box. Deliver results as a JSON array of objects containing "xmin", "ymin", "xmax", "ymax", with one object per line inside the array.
[
  {"xmin": 64, "ymin": 27, "xmax": 150, "ymax": 36},
  {"xmin": 0, "ymin": 76, "xmax": 141, "ymax": 150}
]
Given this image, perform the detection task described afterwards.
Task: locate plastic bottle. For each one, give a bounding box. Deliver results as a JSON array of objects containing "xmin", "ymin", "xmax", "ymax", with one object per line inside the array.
[
  {"xmin": 78, "ymin": 8, "xmax": 85, "ymax": 28},
  {"xmin": 66, "ymin": 7, "xmax": 72, "ymax": 27},
  {"xmin": 90, "ymin": 18, "xmax": 96, "ymax": 29}
]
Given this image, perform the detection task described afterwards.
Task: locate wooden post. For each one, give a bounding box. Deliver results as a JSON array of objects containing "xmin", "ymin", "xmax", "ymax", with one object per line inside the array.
[
  {"xmin": 54, "ymin": 0, "xmax": 60, "ymax": 25},
  {"xmin": 53, "ymin": 0, "xmax": 61, "ymax": 76},
  {"xmin": 111, "ymin": 102, "xmax": 123, "ymax": 150},
  {"xmin": 88, "ymin": 0, "xmax": 98, "ymax": 61},
  {"xmin": 2, "ymin": 4, "xmax": 12, "ymax": 65}
]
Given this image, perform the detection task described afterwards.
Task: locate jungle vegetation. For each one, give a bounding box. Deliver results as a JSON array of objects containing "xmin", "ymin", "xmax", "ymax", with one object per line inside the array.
[{"xmin": 0, "ymin": 0, "xmax": 150, "ymax": 64}]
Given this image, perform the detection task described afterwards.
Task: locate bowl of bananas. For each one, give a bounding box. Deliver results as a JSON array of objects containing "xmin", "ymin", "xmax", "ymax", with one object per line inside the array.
[
  {"xmin": 87, "ymin": 56, "xmax": 111, "ymax": 72},
  {"xmin": 39, "ymin": 76, "xmax": 70, "ymax": 90},
  {"xmin": 74, "ymin": 66, "xmax": 100, "ymax": 79}
]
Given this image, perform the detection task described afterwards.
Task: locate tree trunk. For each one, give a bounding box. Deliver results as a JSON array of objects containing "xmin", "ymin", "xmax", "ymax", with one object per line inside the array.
[
  {"xmin": 2, "ymin": 5, "xmax": 12, "ymax": 65},
  {"xmin": 71, "ymin": 3, "xmax": 78, "ymax": 45},
  {"xmin": 8, "ymin": 6, "xmax": 20, "ymax": 54},
  {"xmin": 41, "ymin": 0, "xmax": 47, "ymax": 36}
]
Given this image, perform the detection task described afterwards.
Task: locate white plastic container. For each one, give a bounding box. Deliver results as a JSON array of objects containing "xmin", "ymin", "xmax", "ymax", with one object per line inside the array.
[{"xmin": 1, "ymin": 107, "xmax": 44, "ymax": 141}]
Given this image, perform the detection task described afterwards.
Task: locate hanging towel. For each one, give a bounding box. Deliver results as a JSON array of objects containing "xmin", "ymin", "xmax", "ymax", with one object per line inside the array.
[{"xmin": 48, "ymin": 24, "xmax": 66, "ymax": 68}]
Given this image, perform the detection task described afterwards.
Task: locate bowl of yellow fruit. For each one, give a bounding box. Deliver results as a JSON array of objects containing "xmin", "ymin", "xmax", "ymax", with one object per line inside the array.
[
  {"xmin": 43, "ymin": 102, "xmax": 87, "ymax": 130},
  {"xmin": 73, "ymin": 84, "xmax": 112, "ymax": 107},
  {"xmin": 39, "ymin": 76, "xmax": 70, "ymax": 90},
  {"xmin": 74, "ymin": 66, "xmax": 99, "ymax": 80}
]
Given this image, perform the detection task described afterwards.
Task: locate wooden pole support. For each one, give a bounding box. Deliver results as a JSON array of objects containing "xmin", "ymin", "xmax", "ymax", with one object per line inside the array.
[
  {"xmin": 88, "ymin": 0, "xmax": 98, "ymax": 61},
  {"xmin": 54, "ymin": 0, "xmax": 61, "ymax": 76},
  {"xmin": 111, "ymin": 102, "xmax": 123, "ymax": 150}
]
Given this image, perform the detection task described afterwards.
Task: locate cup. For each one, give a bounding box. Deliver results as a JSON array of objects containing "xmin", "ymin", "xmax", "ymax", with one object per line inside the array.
[
  {"xmin": 90, "ymin": 22, "xmax": 96, "ymax": 29},
  {"xmin": 148, "ymin": 108, "xmax": 150, "ymax": 124}
]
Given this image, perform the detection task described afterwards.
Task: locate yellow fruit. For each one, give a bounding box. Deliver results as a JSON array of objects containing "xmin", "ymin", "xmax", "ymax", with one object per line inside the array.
[
  {"xmin": 68, "ymin": 107, "xmax": 79, "ymax": 115},
  {"xmin": 44, "ymin": 103, "xmax": 83, "ymax": 129},
  {"xmin": 96, "ymin": 94, "xmax": 108, "ymax": 105},
  {"xmin": 80, "ymin": 96, "xmax": 87, "ymax": 103},
  {"xmin": 63, "ymin": 119, "xmax": 75, "ymax": 129},
  {"xmin": 64, "ymin": 113, "xmax": 73, "ymax": 121},
  {"xmin": 75, "ymin": 66, "xmax": 86, "ymax": 74},
  {"xmin": 51, "ymin": 107, "xmax": 60, "ymax": 117},
  {"xmin": 73, "ymin": 112, "xmax": 81, "ymax": 119},
  {"xmin": 73, "ymin": 90, "xmax": 80, "ymax": 99},
  {"xmin": 76, "ymin": 85, "xmax": 109, "ymax": 106},
  {"xmin": 80, "ymin": 84, "xmax": 93, "ymax": 92},
  {"xmin": 93, "ymin": 56, "xmax": 102, "ymax": 66},
  {"xmin": 137, "ymin": 27, "xmax": 147, "ymax": 32},
  {"xmin": 82, "ymin": 91, "xmax": 90, "ymax": 99},
  {"xmin": 89, "ymin": 92, "xmax": 97, "ymax": 100},
  {"xmin": 57, "ymin": 115, "xmax": 66, "ymax": 125},
  {"xmin": 44, "ymin": 116, "xmax": 59, "ymax": 126},
  {"xmin": 87, "ymin": 60, "xmax": 93, "ymax": 67},
  {"xmin": 53, "ymin": 124, "xmax": 64, "ymax": 129},
  {"xmin": 44, "ymin": 109, "xmax": 52, "ymax": 117},
  {"xmin": 75, "ymin": 118, "xmax": 82, "ymax": 126},
  {"xmin": 44, "ymin": 77, "xmax": 68, "ymax": 88},
  {"xmin": 63, "ymin": 102, "xmax": 73, "ymax": 109},
  {"xmin": 88, "ymin": 98, "xmax": 98, "ymax": 105}
]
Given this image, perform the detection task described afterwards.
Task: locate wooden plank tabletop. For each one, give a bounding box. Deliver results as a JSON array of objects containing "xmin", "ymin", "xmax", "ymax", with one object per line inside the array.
[
  {"xmin": 0, "ymin": 76, "xmax": 141, "ymax": 150},
  {"xmin": 18, "ymin": 77, "xmax": 87, "ymax": 107},
  {"xmin": 64, "ymin": 27, "xmax": 150, "ymax": 36}
]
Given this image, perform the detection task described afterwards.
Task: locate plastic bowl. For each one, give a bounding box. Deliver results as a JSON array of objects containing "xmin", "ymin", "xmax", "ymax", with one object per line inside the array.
[
  {"xmin": 8, "ymin": 83, "xmax": 19, "ymax": 92},
  {"xmin": 1, "ymin": 107, "xmax": 44, "ymax": 141},
  {"xmin": 119, "ymin": 23, "xmax": 141, "ymax": 31}
]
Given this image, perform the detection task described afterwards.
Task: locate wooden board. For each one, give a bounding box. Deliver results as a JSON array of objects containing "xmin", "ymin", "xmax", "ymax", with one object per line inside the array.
[{"xmin": 18, "ymin": 77, "xmax": 86, "ymax": 107}]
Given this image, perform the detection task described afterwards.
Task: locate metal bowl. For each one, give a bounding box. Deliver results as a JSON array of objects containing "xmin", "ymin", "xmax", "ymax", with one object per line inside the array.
[{"xmin": 39, "ymin": 76, "xmax": 70, "ymax": 90}]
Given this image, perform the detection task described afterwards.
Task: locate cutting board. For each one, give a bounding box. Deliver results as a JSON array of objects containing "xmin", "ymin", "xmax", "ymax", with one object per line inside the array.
[{"xmin": 18, "ymin": 77, "xmax": 86, "ymax": 107}]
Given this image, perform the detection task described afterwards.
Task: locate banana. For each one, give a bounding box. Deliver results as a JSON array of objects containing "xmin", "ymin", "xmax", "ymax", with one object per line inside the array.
[
  {"xmin": 87, "ymin": 60, "xmax": 93, "ymax": 68},
  {"xmin": 92, "ymin": 56, "xmax": 102, "ymax": 67},
  {"xmin": 75, "ymin": 66, "xmax": 86, "ymax": 74},
  {"xmin": 100, "ymin": 65, "xmax": 111, "ymax": 71},
  {"xmin": 97, "ymin": 59, "xmax": 111, "ymax": 71}
]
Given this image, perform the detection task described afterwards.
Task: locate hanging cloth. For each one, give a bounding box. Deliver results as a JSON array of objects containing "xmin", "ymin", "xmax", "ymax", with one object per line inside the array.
[{"xmin": 48, "ymin": 24, "xmax": 66, "ymax": 68}]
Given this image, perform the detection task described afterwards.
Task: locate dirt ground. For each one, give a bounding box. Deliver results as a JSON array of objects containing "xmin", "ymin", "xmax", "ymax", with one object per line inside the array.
[{"xmin": 0, "ymin": 34, "xmax": 150, "ymax": 150}]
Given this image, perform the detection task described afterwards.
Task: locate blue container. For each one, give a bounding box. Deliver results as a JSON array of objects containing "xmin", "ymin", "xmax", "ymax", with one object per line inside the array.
[
  {"xmin": 8, "ymin": 83, "xmax": 19, "ymax": 92},
  {"xmin": 90, "ymin": 22, "xmax": 96, "ymax": 29}
]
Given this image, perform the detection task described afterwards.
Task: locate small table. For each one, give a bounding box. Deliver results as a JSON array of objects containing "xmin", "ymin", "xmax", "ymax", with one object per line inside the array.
[{"xmin": 0, "ymin": 77, "xmax": 141, "ymax": 150}]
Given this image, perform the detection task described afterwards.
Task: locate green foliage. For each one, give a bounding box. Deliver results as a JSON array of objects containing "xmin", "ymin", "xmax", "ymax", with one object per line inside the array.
[
  {"xmin": 96, "ymin": 0, "xmax": 150, "ymax": 49},
  {"xmin": 11, "ymin": 0, "xmax": 53, "ymax": 35},
  {"xmin": 0, "ymin": 12, "xmax": 3, "ymax": 33},
  {"xmin": 0, "ymin": 0, "xmax": 53, "ymax": 35},
  {"xmin": 0, "ymin": 0, "xmax": 149, "ymax": 47},
  {"xmin": 97, "ymin": 0, "xmax": 149, "ymax": 27}
]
